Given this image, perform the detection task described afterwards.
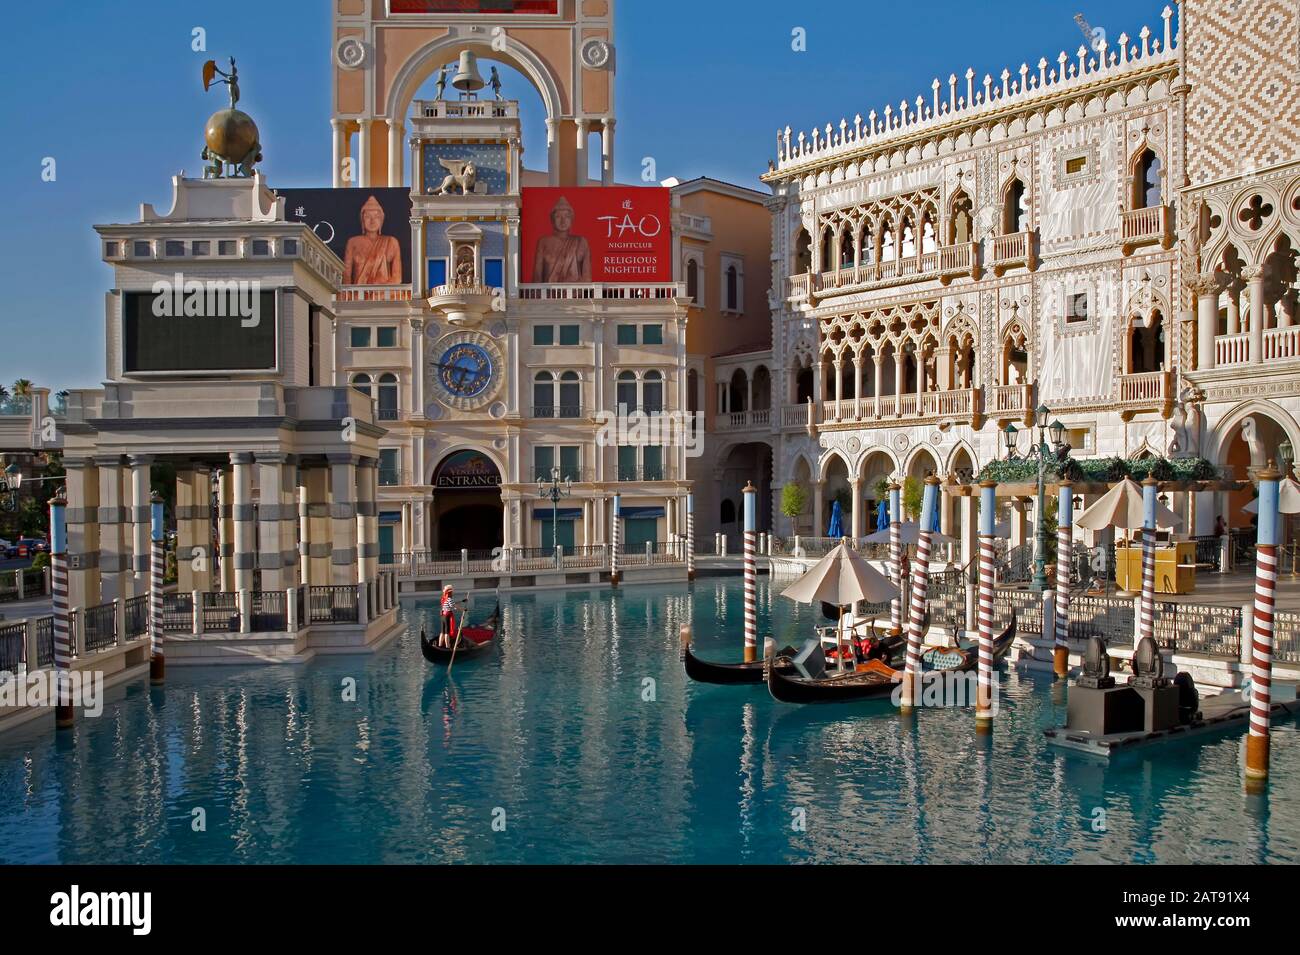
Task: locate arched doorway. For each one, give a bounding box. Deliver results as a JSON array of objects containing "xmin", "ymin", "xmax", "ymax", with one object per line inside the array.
[
  {"xmin": 1217, "ymin": 411, "xmax": 1298, "ymax": 528},
  {"xmin": 431, "ymin": 449, "xmax": 503, "ymax": 553}
]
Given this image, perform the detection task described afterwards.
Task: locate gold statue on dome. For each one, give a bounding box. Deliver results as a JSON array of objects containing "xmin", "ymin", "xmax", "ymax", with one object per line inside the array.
[{"xmin": 200, "ymin": 57, "xmax": 262, "ymax": 178}]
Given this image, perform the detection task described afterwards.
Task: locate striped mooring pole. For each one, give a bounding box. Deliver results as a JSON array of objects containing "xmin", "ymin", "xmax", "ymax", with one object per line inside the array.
[
  {"xmin": 901, "ymin": 475, "xmax": 940, "ymax": 712},
  {"xmin": 686, "ymin": 493, "xmax": 696, "ymax": 582},
  {"xmin": 889, "ymin": 480, "xmax": 903, "ymax": 636},
  {"xmin": 1138, "ymin": 477, "xmax": 1158, "ymax": 644},
  {"xmin": 1054, "ymin": 481, "xmax": 1073, "ymax": 679},
  {"xmin": 149, "ymin": 491, "xmax": 166, "ymax": 685},
  {"xmin": 610, "ymin": 493, "xmax": 621, "ymax": 587},
  {"xmin": 742, "ymin": 482, "xmax": 758, "ymax": 663},
  {"xmin": 50, "ymin": 491, "xmax": 74, "ymax": 730},
  {"xmin": 1247, "ymin": 463, "xmax": 1282, "ymax": 784},
  {"xmin": 976, "ymin": 480, "xmax": 997, "ymax": 728}
]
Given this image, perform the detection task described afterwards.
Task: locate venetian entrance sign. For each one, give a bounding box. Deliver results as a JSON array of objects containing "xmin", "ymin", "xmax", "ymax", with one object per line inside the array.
[{"xmin": 434, "ymin": 450, "xmax": 501, "ymax": 490}]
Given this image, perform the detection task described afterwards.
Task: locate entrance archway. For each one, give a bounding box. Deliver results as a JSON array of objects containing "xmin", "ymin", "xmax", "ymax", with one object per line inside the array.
[
  {"xmin": 431, "ymin": 449, "xmax": 503, "ymax": 552},
  {"xmin": 1215, "ymin": 409, "xmax": 1299, "ymax": 528}
]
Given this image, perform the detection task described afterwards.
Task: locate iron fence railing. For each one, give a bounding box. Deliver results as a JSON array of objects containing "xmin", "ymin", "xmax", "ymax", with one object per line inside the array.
[
  {"xmin": 82, "ymin": 602, "xmax": 118, "ymax": 653},
  {"xmin": 308, "ymin": 585, "xmax": 359, "ymax": 624},
  {"xmin": 163, "ymin": 593, "xmax": 194, "ymax": 632},
  {"xmin": 201, "ymin": 592, "xmax": 240, "ymax": 633},
  {"xmin": 1068, "ymin": 594, "xmax": 1136, "ymax": 646},
  {"xmin": 0, "ymin": 572, "xmax": 18, "ymax": 604},
  {"xmin": 1274, "ymin": 611, "xmax": 1300, "ymax": 664},
  {"xmin": 993, "ymin": 588, "xmax": 1042, "ymax": 636},
  {"xmin": 1192, "ymin": 535, "xmax": 1222, "ymax": 572},
  {"xmin": 0, "ymin": 621, "xmax": 25, "ymax": 675},
  {"xmin": 250, "ymin": 590, "xmax": 288, "ymax": 632},
  {"xmin": 928, "ymin": 569, "xmax": 966, "ymax": 633},
  {"xmin": 35, "ymin": 616, "xmax": 53, "ymax": 668},
  {"xmin": 125, "ymin": 594, "xmax": 149, "ymax": 638},
  {"xmin": 1153, "ymin": 601, "xmax": 1242, "ymax": 657}
]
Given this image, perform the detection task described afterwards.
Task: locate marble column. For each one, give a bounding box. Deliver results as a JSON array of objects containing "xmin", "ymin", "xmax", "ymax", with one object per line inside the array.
[
  {"xmin": 230, "ymin": 452, "xmax": 255, "ymax": 593},
  {"xmin": 97, "ymin": 457, "xmax": 128, "ymax": 602},
  {"xmin": 216, "ymin": 469, "xmax": 234, "ymax": 591},
  {"xmin": 64, "ymin": 456, "xmax": 100, "ymax": 610},
  {"xmin": 1195, "ymin": 276, "xmax": 1218, "ymax": 371},
  {"xmin": 386, "ymin": 118, "xmax": 403, "ymax": 187},
  {"xmin": 257, "ymin": 453, "xmax": 288, "ymax": 593},
  {"xmin": 1247, "ymin": 267, "xmax": 1265, "ymax": 363},
  {"xmin": 356, "ymin": 119, "xmax": 372, "ymax": 188},
  {"xmin": 176, "ymin": 467, "xmax": 214, "ymax": 594},
  {"xmin": 849, "ymin": 478, "xmax": 863, "ymax": 540},
  {"xmin": 329, "ymin": 454, "xmax": 359, "ymax": 586},
  {"xmin": 357, "ymin": 457, "xmax": 379, "ymax": 584},
  {"xmin": 600, "ymin": 118, "xmax": 616, "ymax": 186},
  {"xmin": 331, "ymin": 119, "xmax": 346, "ymax": 188},
  {"xmin": 574, "ymin": 118, "xmax": 590, "ymax": 186},
  {"xmin": 305, "ymin": 465, "xmax": 333, "ymax": 587},
  {"xmin": 546, "ymin": 118, "xmax": 560, "ymax": 186},
  {"xmin": 128, "ymin": 454, "xmax": 153, "ymax": 599}
]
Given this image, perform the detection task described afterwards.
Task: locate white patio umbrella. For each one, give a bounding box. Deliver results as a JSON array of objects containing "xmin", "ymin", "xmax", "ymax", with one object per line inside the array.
[
  {"xmin": 862, "ymin": 521, "xmax": 958, "ymax": 546},
  {"xmin": 1075, "ymin": 477, "xmax": 1182, "ymax": 531},
  {"xmin": 782, "ymin": 540, "xmax": 900, "ymax": 671},
  {"xmin": 1242, "ymin": 473, "xmax": 1300, "ymax": 514}
]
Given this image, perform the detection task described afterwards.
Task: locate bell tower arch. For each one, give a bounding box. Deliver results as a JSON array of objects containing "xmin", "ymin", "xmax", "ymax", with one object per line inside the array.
[{"xmin": 331, "ymin": 0, "xmax": 616, "ymax": 189}]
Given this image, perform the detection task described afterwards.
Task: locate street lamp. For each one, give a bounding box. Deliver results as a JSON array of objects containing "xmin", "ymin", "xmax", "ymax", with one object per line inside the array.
[
  {"xmin": 1005, "ymin": 407, "xmax": 1071, "ymax": 591},
  {"xmin": 1, "ymin": 464, "xmax": 21, "ymax": 512},
  {"xmin": 537, "ymin": 465, "xmax": 572, "ymax": 554}
]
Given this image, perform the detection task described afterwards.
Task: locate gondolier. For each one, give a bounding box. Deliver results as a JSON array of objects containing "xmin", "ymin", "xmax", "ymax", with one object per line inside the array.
[{"xmin": 439, "ymin": 584, "xmax": 457, "ymax": 648}]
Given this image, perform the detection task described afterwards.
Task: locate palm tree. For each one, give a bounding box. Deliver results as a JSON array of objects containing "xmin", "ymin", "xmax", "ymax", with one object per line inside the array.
[
  {"xmin": 0, "ymin": 384, "xmax": 9, "ymax": 405},
  {"xmin": 10, "ymin": 379, "xmax": 33, "ymax": 397}
]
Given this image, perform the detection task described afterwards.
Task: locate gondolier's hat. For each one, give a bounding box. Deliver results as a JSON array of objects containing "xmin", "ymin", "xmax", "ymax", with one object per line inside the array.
[{"xmin": 442, "ymin": 584, "xmax": 453, "ymax": 593}]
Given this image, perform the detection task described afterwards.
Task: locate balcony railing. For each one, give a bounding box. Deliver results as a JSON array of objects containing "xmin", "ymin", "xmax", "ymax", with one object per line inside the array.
[
  {"xmin": 1118, "ymin": 369, "xmax": 1172, "ymax": 413},
  {"xmin": 1264, "ymin": 326, "xmax": 1300, "ymax": 362},
  {"xmin": 1121, "ymin": 204, "xmax": 1172, "ymax": 252},
  {"xmin": 530, "ymin": 405, "xmax": 586, "ymax": 419},
  {"xmin": 517, "ymin": 283, "xmax": 686, "ymax": 301},
  {"xmin": 988, "ymin": 230, "xmax": 1036, "ymax": 276},
  {"xmin": 989, "ymin": 382, "xmax": 1033, "ymax": 422},
  {"xmin": 530, "ymin": 467, "xmax": 593, "ymax": 483},
  {"xmin": 378, "ymin": 468, "xmax": 408, "ymax": 487},
  {"xmin": 818, "ymin": 388, "xmax": 979, "ymax": 425},
  {"xmin": 782, "ymin": 402, "xmax": 814, "ymax": 429},
  {"xmin": 815, "ymin": 242, "xmax": 980, "ymax": 297},
  {"xmin": 787, "ymin": 273, "xmax": 812, "ymax": 302},
  {"xmin": 377, "ymin": 407, "xmax": 400, "ymax": 421},
  {"xmin": 715, "ymin": 409, "xmax": 771, "ymax": 432},
  {"xmin": 616, "ymin": 464, "xmax": 671, "ymax": 482},
  {"xmin": 1214, "ymin": 333, "xmax": 1250, "ymax": 367},
  {"xmin": 337, "ymin": 285, "xmax": 412, "ymax": 303}
]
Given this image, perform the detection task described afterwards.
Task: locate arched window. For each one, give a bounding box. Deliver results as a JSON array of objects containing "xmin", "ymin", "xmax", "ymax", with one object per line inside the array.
[
  {"xmin": 1134, "ymin": 148, "xmax": 1162, "ymax": 209},
  {"xmin": 862, "ymin": 224, "xmax": 876, "ymax": 264},
  {"xmin": 376, "ymin": 373, "xmax": 398, "ymax": 419},
  {"xmin": 643, "ymin": 370, "xmax": 664, "ymax": 413},
  {"xmin": 880, "ymin": 215, "xmax": 896, "ymax": 262},
  {"xmin": 533, "ymin": 370, "xmax": 555, "ymax": 417},
  {"xmin": 725, "ymin": 264, "xmax": 739, "ymax": 310},
  {"xmin": 558, "ymin": 371, "xmax": 581, "ymax": 417},
  {"xmin": 839, "ymin": 227, "xmax": 855, "ymax": 268},
  {"xmin": 1128, "ymin": 312, "xmax": 1166, "ymax": 374},
  {"xmin": 794, "ymin": 229, "xmax": 811, "ymax": 273},
  {"xmin": 616, "ymin": 370, "xmax": 638, "ymax": 412},
  {"xmin": 820, "ymin": 225, "xmax": 834, "ymax": 271},
  {"xmin": 1003, "ymin": 178, "xmax": 1027, "ymax": 234},
  {"xmin": 350, "ymin": 373, "xmax": 372, "ymax": 398},
  {"xmin": 901, "ymin": 216, "xmax": 916, "ymax": 258},
  {"xmin": 949, "ymin": 191, "xmax": 973, "ymax": 245},
  {"xmin": 920, "ymin": 215, "xmax": 937, "ymax": 254},
  {"xmin": 685, "ymin": 258, "xmax": 700, "ymax": 303}
]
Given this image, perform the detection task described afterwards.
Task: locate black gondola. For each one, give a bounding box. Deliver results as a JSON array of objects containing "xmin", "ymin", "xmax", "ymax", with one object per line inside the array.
[
  {"xmin": 683, "ymin": 619, "xmax": 908, "ymax": 686},
  {"xmin": 766, "ymin": 617, "xmax": 1017, "ymax": 705},
  {"xmin": 420, "ymin": 602, "xmax": 500, "ymax": 665}
]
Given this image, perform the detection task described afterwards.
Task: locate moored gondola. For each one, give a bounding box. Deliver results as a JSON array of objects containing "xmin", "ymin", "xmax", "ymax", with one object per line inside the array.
[
  {"xmin": 683, "ymin": 642, "xmax": 798, "ymax": 685},
  {"xmin": 420, "ymin": 602, "xmax": 500, "ymax": 665},
  {"xmin": 766, "ymin": 616, "xmax": 1017, "ymax": 705}
]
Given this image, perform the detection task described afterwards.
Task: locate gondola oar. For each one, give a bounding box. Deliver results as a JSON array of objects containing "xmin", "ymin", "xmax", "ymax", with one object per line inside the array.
[{"xmin": 445, "ymin": 598, "xmax": 470, "ymax": 677}]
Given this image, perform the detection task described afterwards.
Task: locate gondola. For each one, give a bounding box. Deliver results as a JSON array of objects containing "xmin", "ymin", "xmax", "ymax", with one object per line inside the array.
[
  {"xmin": 420, "ymin": 602, "xmax": 500, "ymax": 665},
  {"xmin": 766, "ymin": 617, "xmax": 1017, "ymax": 705},
  {"xmin": 683, "ymin": 620, "xmax": 907, "ymax": 686}
]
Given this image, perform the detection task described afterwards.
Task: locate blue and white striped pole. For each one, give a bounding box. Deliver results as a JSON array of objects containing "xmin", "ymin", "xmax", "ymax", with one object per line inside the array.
[
  {"xmin": 1247, "ymin": 464, "xmax": 1281, "ymax": 785},
  {"xmin": 1054, "ymin": 481, "xmax": 1073, "ymax": 679},
  {"xmin": 1138, "ymin": 477, "xmax": 1158, "ymax": 644},
  {"xmin": 49, "ymin": 492, "xmax": 73, "ymax": 730},
  {"xmin": 889, "ymin": 480, "xmax": 903, "ymax": 636},
  {"xmin": 686, "ymin": 493, "xmax": 695, "ymax": 582},
  {"xmin": 901, "ymin": 476, "xmax": 939, "ymax": 712},
  {"xmin": 743, "ymin": 482, "xmax": 757, "ymax": 662},
  {"xmin": 976, "ymin": 480, "xmax": 997, "ymax": 727},
  {"xmin": 610, "ymin": 493, "xmax": 621, "ymax": 588},
  {"xmin": 150, "ymin": 491, "xmax": 166, "ymax": 685}
]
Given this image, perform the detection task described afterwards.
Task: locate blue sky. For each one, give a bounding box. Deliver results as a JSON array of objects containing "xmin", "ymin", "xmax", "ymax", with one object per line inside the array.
[{"xmin": 0, "ymin": 0, "xmax": 1165, "ymax": 390}]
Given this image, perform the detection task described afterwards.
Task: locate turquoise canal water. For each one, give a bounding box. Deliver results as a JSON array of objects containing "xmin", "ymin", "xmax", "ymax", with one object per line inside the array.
[{"xmin": 1, "ymin": 577, "xmax": 1297, "ymax": 864}]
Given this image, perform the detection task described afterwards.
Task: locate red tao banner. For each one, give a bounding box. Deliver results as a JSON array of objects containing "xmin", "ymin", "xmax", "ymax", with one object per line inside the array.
[{"xmin": 521, "ymin": 187, "xmax": 672, "ymax": 284}]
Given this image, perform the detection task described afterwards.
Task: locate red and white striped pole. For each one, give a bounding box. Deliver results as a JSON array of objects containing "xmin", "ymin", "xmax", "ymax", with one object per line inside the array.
[
  {"xmin": 686, "ymin": 493, "xmax": 696, "ymax": 583},
  {"xmin": 610, "ymin": 493, "xmax": 621, "ymax": 588},
  {"xmin": 1138, "ymin": 477, "xmax": 1158, "ymax": 644},
  {"xmin": 149, "ymin": 491, "xmax": 166, "ymax": 685},
  {"xmin": 976, "ymin": 480, "xmax": 997, "ymax": 728},
  {"xmin": 49, "ymin": 491, "xmax": 74, "ymax": 730},
  {"xmin": 1247, "ymin": 463, "xmax": 1281, "ymax": 785},
  {"xmin": 1054, "ymin": 480, "xmax": 1073, "ymax": 679},
  {"xmin": 901, "ymin": 476, "xmax": 940, "ymax": 712},
  {"xmin": 742, "ymin": 482, "xmax": 758, "ymax": 663},
  {"xmin": 889, "ymin": 480, "xmax": 903, "ymax": 637}
]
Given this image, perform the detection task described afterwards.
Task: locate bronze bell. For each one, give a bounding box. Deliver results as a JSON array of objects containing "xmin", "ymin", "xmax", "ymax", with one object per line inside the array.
[{"xmin": 451, "ymin": 50, "xmax": 485, "ymax": 94}]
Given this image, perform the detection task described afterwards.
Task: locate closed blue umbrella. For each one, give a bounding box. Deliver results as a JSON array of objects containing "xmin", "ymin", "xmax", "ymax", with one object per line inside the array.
[
  {"xmin": 931, "ymin": 499, "xmax": 941, "ymax": 533},
  {"xmin": 876, "ymin": 498, "xmax": 889, "ymax": 531},
  {"xmin": 827, "ymin": 499, "xmax": 844, "ymax": 538}
]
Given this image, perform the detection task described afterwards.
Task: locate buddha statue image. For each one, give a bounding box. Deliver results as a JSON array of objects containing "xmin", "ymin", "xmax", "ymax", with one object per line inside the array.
[
  {"xmin": 531, "ymin": 196, "xmax": 591, "ymax": 284},
  {"xmin": 343, "ymin": 195, "xmax": 403, "ymax": 286}
]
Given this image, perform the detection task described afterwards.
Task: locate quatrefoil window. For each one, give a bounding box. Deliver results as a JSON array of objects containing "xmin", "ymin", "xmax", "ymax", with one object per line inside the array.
[{"xmin": 1239, "ymin": 194, "xmax": 1274, "ymax": 231}]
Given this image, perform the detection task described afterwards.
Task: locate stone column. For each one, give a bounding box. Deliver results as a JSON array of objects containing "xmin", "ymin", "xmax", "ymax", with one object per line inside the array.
[
  {"xmin": 217, "ymin": 469, "xmax": 235, "ymax": 591},
  {"xmin": 329, "ymin": 454, "xmax": 359, "ymax": 586},
  {"xmin": 64, "ymin": 456, "xmax": 100, "ymax": 610},
  {"xmin": 873, "ymin": 357, "xmax": 884, "ymax": 414},
  {"xmin": 356, "ymin": 119, "xmax": 372, "ymax": 187},
  {"xmin": 411, "ymin": 217, "xmax": 426, "ymax": 298},
  {"xmin": 307, "ymin": 465, "xmax": 333, "ymax": 586},
  {"xmin": 1195, "ymin": 276, "xmax": 1219, "ymax": 371},
  {"xmin": 574, "ymin": 118, "xmax": 590, "ymax": 186},
  {"xmin": 410, "ymin": 318, "xmax": 425, "ymax": 419},
  {"xmin": 386, "ymin": 118, "xmax": 403, "ymax": 187},
  {"xmin": 128, "ymin": 454, "xmax": 153, "ymax": 599},
  {"xmin": 600, "ymin": 118, "xmax": 616, "ymax": 186},
  {"xmin": 849, "ymin": 477, "xmax": 863, "ymax": 539},
  {"xmin": 853, "ymin": 357, "xmax": 863, "ymax": 417},
  {"xmin": 257, "ymin": 453, "xmax": 288, "ymax": 593},
  {"xmin": 177, "ymin": 467, "xmax": 214, "ymax": 594},
  {"xmin": 1226, "ymin": 278, "xmax": 1241, "ymax": 335},
  {"xmin": 97, "ymin": 457, "xmax": 128, "ymax": 602},
  {"xmin": 545, "ymin": 118, "xmax": 560, "ymax": 186},
  {"xmin": 1010, "ymin": 497, "xmax": 1030, "ymax": 551},
  {"xmin": 280, "ymin": 456, "xmax": 299, "ymax": 589},
  {"xmin": 813, "ymin": 481, "xmax": 824, "ymax": 537},
  {"xmin": 357, "ymin": 457, "xmax": 379, "ymax": 584},
  {"xmin": 1246, "ymin": 267, "xmax": 1265, "ymax": 363},
  {"xmin": 959, "ymin": 488, "xmax": 978, "ymax": 630},
  {"xmin": 230, "ymin": 452, "xmax": 255, "ymax": 593},
  {"xmin": 331, "ymin": 119, "xmax": 346, "ymax": 188}
]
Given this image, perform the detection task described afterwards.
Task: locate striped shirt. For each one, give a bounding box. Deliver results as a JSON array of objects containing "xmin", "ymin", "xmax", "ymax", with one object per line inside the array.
[{"xmin": 441, "ymin": 594, "xmax": 454, "ymax": 614}]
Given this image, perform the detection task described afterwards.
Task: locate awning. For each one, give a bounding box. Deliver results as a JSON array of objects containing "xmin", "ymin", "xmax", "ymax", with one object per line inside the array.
[
  {"xmin": 532, "ymin": 507, "xmax": 582, "ymax": 522},
  {"xmin": 620, "ymin": 506, "xmax": 665, "ymax": 520}
]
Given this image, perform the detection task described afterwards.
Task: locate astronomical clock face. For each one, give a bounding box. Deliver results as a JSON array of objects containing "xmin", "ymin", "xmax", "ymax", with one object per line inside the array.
[{"xmin": 428, "ymin": 330, "xmax": 503, "ymax": 412}]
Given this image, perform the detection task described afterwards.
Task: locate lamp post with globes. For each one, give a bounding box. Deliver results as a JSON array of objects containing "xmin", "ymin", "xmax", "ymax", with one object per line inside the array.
[
  {"xmin": 1, "ymin": 464, "xmax": 22, "ymax": 512},
  {"xmin": 1003, "ymin": 404, "xmax": 1069, "ymax": 592},
  {"xmin": 537, "ymin": 465, "xmax": 572, "ymax": 556}
]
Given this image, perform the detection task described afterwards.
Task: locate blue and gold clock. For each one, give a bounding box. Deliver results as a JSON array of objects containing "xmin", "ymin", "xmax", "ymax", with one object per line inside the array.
[{"xmin": 427, "ymin": 330, "xmax": 502, "ymax": 412}]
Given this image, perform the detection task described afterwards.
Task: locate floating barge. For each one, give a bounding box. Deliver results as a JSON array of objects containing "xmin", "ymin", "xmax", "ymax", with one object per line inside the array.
[{"xmin": 1044, "ymin": 691, "xmax": 1300, "ymax": 757}]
